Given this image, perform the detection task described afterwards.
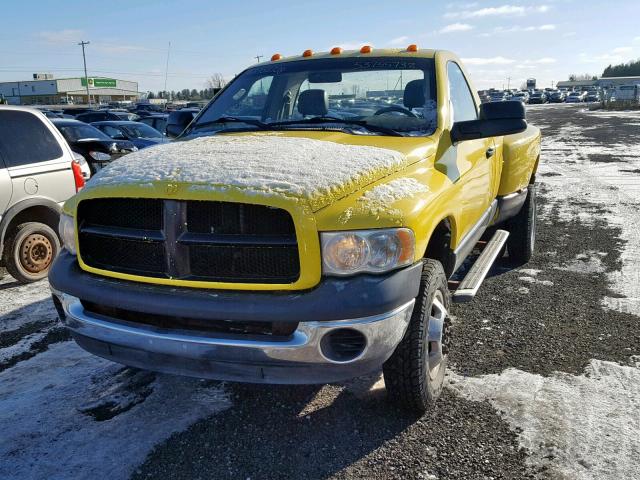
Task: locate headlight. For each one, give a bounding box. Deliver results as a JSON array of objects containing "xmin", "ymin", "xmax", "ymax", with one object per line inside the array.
[
  {"xmin": 89, "ymin": 151, "xmax": 111, "ymax": 161},
  {"xmin": 321, "ymin": 228, "xmax": 415, "ymax": 276},
  {"xmin": 58, "ymin": 213, "xmax": 77, "ymax": 255}
]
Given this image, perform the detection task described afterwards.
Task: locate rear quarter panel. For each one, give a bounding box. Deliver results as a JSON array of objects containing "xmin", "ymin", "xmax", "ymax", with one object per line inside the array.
[{"xmin": 497, "ymin": 125, "xmax": 541, "ymax": 195}]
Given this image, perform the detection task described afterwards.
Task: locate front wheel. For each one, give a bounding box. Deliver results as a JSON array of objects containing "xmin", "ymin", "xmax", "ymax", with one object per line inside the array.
[
  {"xmin": 383, "ymin": 259, "xmax": 451, "ymax": 413},
  {"xmin": 3, "ymin": 222, "xmax": 60, "ymax": 283}
]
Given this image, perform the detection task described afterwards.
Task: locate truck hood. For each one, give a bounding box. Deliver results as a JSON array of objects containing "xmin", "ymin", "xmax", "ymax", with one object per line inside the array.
[{"xmin": 83, "ymin": 133, "xmax": 432, "ymax": 211}]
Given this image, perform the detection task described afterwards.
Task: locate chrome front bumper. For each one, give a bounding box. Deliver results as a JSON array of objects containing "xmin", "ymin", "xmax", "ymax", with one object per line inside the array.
[{"xmin": 52, "ymin": 290, "xmax": 414, "ymax": 384}]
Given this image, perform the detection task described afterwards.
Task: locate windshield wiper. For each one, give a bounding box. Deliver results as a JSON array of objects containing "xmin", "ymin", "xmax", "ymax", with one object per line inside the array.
[
  {"xmin": 269, "ymin": 116, "xmax": 403, "ymax": 137},
  {"xmin": 190, "ymin": 116, "xmax": 270, "ymax": 132}
]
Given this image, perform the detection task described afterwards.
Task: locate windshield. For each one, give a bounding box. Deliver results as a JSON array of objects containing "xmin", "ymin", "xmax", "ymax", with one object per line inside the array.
[
  {"xmin": 122, "ymin": 123, "xmax": 163, "ymax": 139},
  {"xmin": 57, "ymin": 124, "xmax": 112, "ymax": 142},
  {"xmin": 191, "ymin": 57, "xmax": 437, "ymax": 137}
]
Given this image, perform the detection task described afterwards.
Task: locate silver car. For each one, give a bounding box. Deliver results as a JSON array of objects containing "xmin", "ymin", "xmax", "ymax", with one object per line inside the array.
[{"xmin": 0, "ymin": 106, "xmax": 86, "ymax": 283}]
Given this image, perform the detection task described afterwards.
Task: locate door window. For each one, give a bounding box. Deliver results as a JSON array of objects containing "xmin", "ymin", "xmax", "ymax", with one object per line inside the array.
[
  {"xmin": 0, "ymin": 110, "xmax": 63, "ymax": 167},
  {"xmin": 99, "ymin": 125, "xmax": 126, "ymax": 139},
  {"xmin": 447, "ymin": 62, "xmax": 478, "ymax": 123}
]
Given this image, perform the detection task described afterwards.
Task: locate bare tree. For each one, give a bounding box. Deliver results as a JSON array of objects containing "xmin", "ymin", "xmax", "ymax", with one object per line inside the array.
[
  {"xmin": 568, "ymin": 73, "xmax": 596, "ymax": 81},
  {"xmin": 206, "ymin": 73, "xmax": 227, "ymax": 89}
]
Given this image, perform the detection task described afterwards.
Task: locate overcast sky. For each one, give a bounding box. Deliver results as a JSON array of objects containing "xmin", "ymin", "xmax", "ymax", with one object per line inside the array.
[{"xmin": 1, "ymin": 0, "xmax": 638, "ymax": 92}]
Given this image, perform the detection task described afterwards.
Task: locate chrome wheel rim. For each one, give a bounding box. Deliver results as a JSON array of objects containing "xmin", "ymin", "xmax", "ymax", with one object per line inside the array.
[{"xmin": 427, "ymin": 290, "xmax": 448, "ymax": 381}]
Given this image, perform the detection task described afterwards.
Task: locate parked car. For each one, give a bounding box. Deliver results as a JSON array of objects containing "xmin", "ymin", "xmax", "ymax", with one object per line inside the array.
[
  {"xmin": 165, "ymin": 108, "xmax": 199, "ymax": 137},
  {"xmin": 50, "ymin": 48, "xmax": 540, "ymax": 414},
  {"xmin": 585, "ymin": 91, "xmax": 599, "ymax": 102},
  {"xmin": 133, "ymin": 103, "xmax": 164, "ymax": 116},
  {"xmin": 76, "ymin": 110, "xmax": 140, "ymax": 123},
  {"xmin": 62, "ymin": 108, "xmax": 94, "ymax": 116},
  {"xmin": 91, "ymin": 121, "xmax": 167, "ymax": 149},
  {"xmin": 512, "ymin": 91, "xmax": 529, "ymax": 104},
  {"xmin": 565, "ymin": 91, "xmax": 587, "ymax": 103},
  {"xmin": 488, "ymin": 92, "xmax": 507, "ymax": 102},
  {"xmin": 138, "ymin": 113, "xmax": 169, "ymax": 135},
  {"xmin": 547, "ymin": 91, "xmax": 566, "ymax": 103},
  {"xmin": 528, "ymin": 91, "xmax": 548, "ymax": 104},
  {"xmin": 0, "ymin": 106, "xmax": 86, "ymax": 283},
  {"xmin": 50, "ymin": 119, "xmax": 137, "ymax": 174}
]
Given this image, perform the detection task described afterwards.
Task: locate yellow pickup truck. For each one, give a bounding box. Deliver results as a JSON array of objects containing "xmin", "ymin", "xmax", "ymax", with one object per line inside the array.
[{"xmin": 50, "ymin": 46, "xmax": 540, "ymax": 412}]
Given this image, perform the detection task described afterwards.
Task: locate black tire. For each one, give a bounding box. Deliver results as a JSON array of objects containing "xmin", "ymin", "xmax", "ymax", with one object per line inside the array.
[
  {"xmin": 507, "ymin": 185, "xmax": 536, "ymax": 265},
  {"xmin": 3, "ymin": 222, "xmax": 60, "ymax": 283},
  {"xmin": 383, "ymin": 259, "xmax": 451, "ymax": 413}
]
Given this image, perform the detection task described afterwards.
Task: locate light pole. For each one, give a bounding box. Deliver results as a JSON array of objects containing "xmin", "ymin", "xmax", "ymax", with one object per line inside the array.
[
  {"xmin": 78, "ymin": 40, "xmax": 91, "ymax": 105},
  {"xmin": 164, "ymin": 41, "xmax": 171, "ymax": 100}
]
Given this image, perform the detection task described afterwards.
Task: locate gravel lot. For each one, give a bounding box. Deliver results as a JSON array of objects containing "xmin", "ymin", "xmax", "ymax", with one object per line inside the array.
[{"xmin": 1, "ymin": 104, "xmax": 638, "ymax": 479}]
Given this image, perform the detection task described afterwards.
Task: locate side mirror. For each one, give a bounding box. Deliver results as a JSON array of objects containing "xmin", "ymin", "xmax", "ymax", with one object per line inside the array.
[
  {"xmin": 451, "ymin": 101, "xmax": 526, "ymax": 143},
  {"xmin": 166, "ymin": 114, "xmax": 193, "ymax": 138}
]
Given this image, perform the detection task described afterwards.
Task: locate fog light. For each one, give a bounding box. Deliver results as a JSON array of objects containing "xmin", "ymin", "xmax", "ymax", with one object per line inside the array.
[{"xmin": 320, "ymin": 329, "xmax": 367, "ymax": 362}]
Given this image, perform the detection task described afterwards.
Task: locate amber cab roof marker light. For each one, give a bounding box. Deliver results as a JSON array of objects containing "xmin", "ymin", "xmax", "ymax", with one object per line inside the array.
[
  {"xmin": 302, "ymin": 49, "xmax": 313, "ymax": 57},
  {"xmin": 271, "ymin": 53, "xmax": 282, "ymax": 61},
  {"xmin": 360, "ymin": 45, "xmax": 372, "ymax": 54},
  {"xmin": 330, "ymin": 47, "xmax": 343, "ymax": 55},
  {"xmin": 407, "ymin": 44, "xmax": 418, "ymax": 52}
]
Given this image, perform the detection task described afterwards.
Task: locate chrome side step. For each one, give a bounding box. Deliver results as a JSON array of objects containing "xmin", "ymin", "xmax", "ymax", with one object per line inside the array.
[{"xmin": 452, "ymin": 229, "xmax": 509, "ymax": 303}]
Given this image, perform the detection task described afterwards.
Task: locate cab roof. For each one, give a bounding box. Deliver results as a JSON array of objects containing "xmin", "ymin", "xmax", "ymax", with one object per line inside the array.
[{"xmin": 261, "ymin": 47, "xmax": 439, "ymax": 65}]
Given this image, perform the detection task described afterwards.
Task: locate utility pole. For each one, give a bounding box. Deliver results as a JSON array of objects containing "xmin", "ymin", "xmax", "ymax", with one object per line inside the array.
[
  {"xmin": 255, "ymin": 55, "xmax": 264, "ymax": 93},
  {"xmin": 507, "ymin": 76, "xmax": 511, "ymax": 90},
  {"xmin": 164, "ymin": 41, "xmax": 171, "ymax": 101},
  {"xmin": 78, "ymin": 41, "xmax": 91, "ymax": 105}
]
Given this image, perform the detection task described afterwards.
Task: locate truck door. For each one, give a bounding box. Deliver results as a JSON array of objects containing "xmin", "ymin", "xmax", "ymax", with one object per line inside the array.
[{"xmin": 446, "ymin": 61, "xmax": 497, "ymax": 237}]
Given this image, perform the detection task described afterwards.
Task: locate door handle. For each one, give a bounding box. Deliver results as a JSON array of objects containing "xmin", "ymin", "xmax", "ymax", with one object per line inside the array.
[{"xmin": 486, "ymin": 147, "xmax": 495, "ymax": 158}]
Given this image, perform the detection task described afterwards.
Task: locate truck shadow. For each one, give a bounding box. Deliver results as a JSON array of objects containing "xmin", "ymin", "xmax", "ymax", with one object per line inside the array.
[
  {"xmin": 136, "ymin": 374, "xmax": 421, "ymax": 479},
  {"xmin": 136, "ymin": 370, "xmax": 521, "ymax": 480}
]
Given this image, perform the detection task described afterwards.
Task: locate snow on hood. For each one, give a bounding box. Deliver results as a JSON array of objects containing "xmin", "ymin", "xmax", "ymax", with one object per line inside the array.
[{"xmin": 86, "ymin": 135, "xmax": 406, "ymax": 209}]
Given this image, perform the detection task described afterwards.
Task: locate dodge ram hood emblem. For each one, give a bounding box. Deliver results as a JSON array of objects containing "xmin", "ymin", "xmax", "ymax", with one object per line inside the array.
[{"xmin": 166, "ymin": 183, "xmax": 179, "ymax": 195}]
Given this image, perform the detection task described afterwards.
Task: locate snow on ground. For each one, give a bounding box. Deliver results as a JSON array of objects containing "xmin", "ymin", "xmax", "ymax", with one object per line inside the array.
[
  {"xmin": 0, "ymin": 341, "xmax": 230, "ymax": 480},
  {"xmin": 86, "ymin": 135, "xmax": 405, "ymax": 208},
  {"xmin": 0, "ymin": 278, "xmax": 52, "ymax": 332},
  {"xmin": 537, "ymin": 119, "xmax": 640, "ymax": 315},
  {"xmin": 448, "ymin": 359, "xmax": 640, "ymax": 480}
]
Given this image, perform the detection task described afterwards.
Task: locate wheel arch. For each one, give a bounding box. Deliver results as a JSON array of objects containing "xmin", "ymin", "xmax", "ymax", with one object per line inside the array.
[
  {"xmin": 0, "ymin": 199, "xmax": 61, "ymax": 256},
  {"xmin": 421, "ymin": 216, "xmax": 457, "ymax": 278}
]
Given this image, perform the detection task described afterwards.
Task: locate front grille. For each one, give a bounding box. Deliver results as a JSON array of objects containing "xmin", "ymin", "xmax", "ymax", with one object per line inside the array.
[
  {"xmin": 77, "ymin": 198, "xmax": 300, "ymax": 283},
  {"xmin": 81, "ymin": 301, "xmax": 299, "ymax": 339}
]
